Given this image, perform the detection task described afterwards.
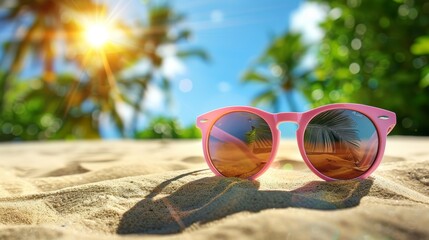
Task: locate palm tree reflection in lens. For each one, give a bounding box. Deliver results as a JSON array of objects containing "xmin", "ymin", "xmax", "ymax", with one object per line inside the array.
[
  {"xmin": 208, "ymin": 112, "xmax": 273, "ymax": 178},
  {"xmin": 304, "ymin": 110, "xmax": 379, "ymax": 180}
]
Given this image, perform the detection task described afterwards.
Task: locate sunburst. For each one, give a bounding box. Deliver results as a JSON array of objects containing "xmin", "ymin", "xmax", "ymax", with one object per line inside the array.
[{"xmin": 84, "ymin": 21, "xmax": 111, "ymax": 48}]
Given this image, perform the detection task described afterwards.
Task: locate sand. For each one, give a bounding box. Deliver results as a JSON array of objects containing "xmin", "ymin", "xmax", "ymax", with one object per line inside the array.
[{"xmin": 0, "ymin": 136, "xmax": 428, "ymax": 239}]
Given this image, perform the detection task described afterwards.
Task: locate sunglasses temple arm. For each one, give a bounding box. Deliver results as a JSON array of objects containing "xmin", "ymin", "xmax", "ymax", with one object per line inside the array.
[
  {"xmin": 386, "ymin": 111, "xmax": 397, "ymax": 135},
  {"xmin": 387, "ymin": 124, "xmax": 396, "ymax": 134}
]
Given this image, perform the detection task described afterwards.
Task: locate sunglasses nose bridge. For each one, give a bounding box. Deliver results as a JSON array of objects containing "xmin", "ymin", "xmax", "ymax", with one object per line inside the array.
[{"xmin": 275, "ymin": 112, "xmax": 301, "ymax": 124}]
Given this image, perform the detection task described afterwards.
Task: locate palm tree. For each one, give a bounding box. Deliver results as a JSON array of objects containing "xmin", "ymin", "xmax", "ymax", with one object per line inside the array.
[
  {"xmin": 0, "ymin": 0, "xmax": 102, "ymax": 106},
  {"xmin": 0, "ymin": 0, "xmax": 114, "ymax": 138},
  {"xmin": 242, "ymin": 32, "xmax": 308, "ymax": 112},
  {"xmin": 0, "ymin": 1, "xmax": 207, "ymax": 139},
  {"xmin": 245, "ymin": 118, "xmax": 272, "ymax": 153},
  {"xmin": 123, "ymin": 2, "xmax": 208, "ymax": 135}
]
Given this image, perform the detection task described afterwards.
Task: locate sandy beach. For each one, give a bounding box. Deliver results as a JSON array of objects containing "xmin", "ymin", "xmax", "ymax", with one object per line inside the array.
[{"xmin": 0, "ymin": 136, "xmax": 428, "ymax": 239}]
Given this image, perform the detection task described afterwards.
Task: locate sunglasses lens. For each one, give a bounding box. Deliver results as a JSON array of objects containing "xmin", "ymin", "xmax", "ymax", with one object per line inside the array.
[
  {"xmin": 304, "ymin": 109, "xmax": 379, "ymax": 180},
  {"xmin": 207, "ymin": 112, "xmax": 273, "ymax": 178}
]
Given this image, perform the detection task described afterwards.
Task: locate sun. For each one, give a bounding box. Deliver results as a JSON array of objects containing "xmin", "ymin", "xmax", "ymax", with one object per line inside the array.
[{"xmin": 84, "ymin": 22, "xmax": 111, "ymax": 48}]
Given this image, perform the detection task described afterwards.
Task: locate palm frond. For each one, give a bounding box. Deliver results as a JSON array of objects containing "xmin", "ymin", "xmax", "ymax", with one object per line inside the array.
[
  {"xmin": 241, "ymin": 71, "xmax": 271, "ymax": 83},
  {"xmin": 304, "ymin": 110, "xmax": 361, "ymax": 163},
  {"xmin": 176, "ymin": 48, "xmax": 210, "ymax": 62},
  {"xmin": 251, "ymin": 88, "xmax": 279, "ymax": 112},
  {"xmin": 243, "ymin": 32, "xmax": 309, "ymax": 113}
]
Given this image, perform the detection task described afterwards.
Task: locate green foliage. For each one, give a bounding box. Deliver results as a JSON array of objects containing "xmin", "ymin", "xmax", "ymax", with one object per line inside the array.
[
  {"xmin": 411, "ymin": 36, "xmax": 429, "ymax": 89},
  {"xmin": 411, "ymin": 36, "xmax": 429, "ymax": 55},
  {"xmin": 306, "ymin": 0, "xmax": 429, "ymax": 135},
  {"xmin": 246, "ymin": 0, "xmax": 429, "ymax": 135},
  {"xmin": 0, "ymin": 77, "xmax": 99, "ymax": 141},
  {"xmin": 135, "ymin": 117, "xmax": 201, "ymax": 139}
]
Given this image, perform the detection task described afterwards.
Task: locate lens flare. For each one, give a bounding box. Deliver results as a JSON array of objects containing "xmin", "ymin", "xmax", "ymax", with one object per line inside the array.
[{"xmin": 84, "ymin": 22, "xmax": 111, "ymax": 48}]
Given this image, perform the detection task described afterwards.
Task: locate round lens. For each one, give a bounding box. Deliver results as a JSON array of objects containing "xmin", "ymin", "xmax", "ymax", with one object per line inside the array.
[
  {"xmin": 303, "ymin": 109, "xmax": 379, "ymax": 180},
  {"xmin": 208, "ymin": 112, "xmax": 273, "ymax": 178}
]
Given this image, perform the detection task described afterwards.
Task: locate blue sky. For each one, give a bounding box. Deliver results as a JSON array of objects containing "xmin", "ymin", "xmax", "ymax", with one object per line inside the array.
[
  {"xmin": 167, "ymin": 0, "xmax": 312, "ymax": 137},
  {"xmin": 172, "ymin": 0, "xmax": 304, "ymax": 113}
]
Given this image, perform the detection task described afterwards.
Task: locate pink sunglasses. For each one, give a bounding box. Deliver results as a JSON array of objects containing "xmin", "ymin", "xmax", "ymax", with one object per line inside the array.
[{"xmin": 196, "ymin": 103, "xmax": 396, "ymax": 181}]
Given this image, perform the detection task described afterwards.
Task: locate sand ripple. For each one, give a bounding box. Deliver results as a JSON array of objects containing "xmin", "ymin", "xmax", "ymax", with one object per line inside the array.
[{"xmin": 0, "ymin": 139, "xmax": 428, "ymax": 240}]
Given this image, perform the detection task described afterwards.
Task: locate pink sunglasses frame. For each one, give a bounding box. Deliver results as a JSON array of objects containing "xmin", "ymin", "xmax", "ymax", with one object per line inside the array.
[{"xmin": 196, "ymin": 103, "xmax": 396, "ymax": 181}]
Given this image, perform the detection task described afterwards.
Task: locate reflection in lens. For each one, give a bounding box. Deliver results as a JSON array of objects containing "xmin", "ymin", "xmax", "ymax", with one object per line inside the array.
[
  {"xmin": 304, "ymin": 109, "xmax": 379, "ymax": 180},
  {"xmin": 208, "ymin": 112, "xmax": 273, "ymax": 178}
]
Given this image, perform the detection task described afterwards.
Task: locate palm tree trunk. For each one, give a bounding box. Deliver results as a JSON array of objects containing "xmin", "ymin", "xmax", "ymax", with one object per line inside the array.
[
  {"xmin": 130, "ymin": 86, "xmax": 145, "ymax": 136},
  {"xmin": 0, "ymin": 17, "xmax": 41, "ymax": 108},
  {"xmin": 130, "ymin": 75, "xmax": 150, "ymax": 136}
]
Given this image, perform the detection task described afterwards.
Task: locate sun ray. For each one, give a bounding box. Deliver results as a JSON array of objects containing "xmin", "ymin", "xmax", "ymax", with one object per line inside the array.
[
  {"xmin": 62, "ymin": 49, "xmax": 95, "ymax": 118},
  {"xmin": 105, "ymin": 0, "xmax": 132, "ymax": 26},
  {"xmin": 99, "ymin": 50, "xmax": 118, "ymax": 92},
  {"xmin": 161, "ymin": 198, "xmax": 186, "ymax": 231},
  {"xmin": 59, "ymin": 2, "xmax": 134, "ymax": 120}
]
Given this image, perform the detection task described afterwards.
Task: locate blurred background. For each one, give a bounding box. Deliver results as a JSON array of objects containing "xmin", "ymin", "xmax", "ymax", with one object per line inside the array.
[{"xmin": 0, "ymin": 0, "xmax": 428, "ymax": 141}]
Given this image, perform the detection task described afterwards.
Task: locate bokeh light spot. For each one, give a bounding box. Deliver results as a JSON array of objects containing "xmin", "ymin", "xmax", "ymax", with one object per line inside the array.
[
  {"xmin": 12, "ymin": 125, "xmax": 23, "ymax": 136},
  {"xmin": 329, "ymin": 90, "xmax": 341, "ymax": 101},
  {"xmin": 218, "ymin": 81, "xmax": 231, "ymax": 93},
  {"xmin": 1, "ymin": 123, "xmax": 13, "ymax": 134},
  {"xmin": 398, "ymin": 4, "xmax": 410, "ymax": 17},
  {"xmin": 338, "ymin": 45, "xmax": 349, "ymax": 57},
  {"xmin": 379, "ymin": 17, "xmax": 390, "ymax": 28},
  {"xmin": 351, "ymin": 38, "xmax": 362, "ymax": 50},
  {"xmin": 402, "ymin": 118, "xmax": 413, "ymax": 129},
  {"xmin": 26, "ymin": 125, "xmax": 39, "ymax": 136},
  {"xmin": 368, "ymin": 78, "xmax": 379, "ymax": 89},
  {"xmin": 343, "ymin": 83, "xmax": 355, "ymax": 93},
  {"xmin": 328, "ymin": 8, "xmax": 342, "ymax": 20},
  {"xmin": 210, "ymin": 10, "xmax": 224, "ymax": 23},
  {"xmin": 270, "ymin": 64, "xmax": 283, "ymax": 77},
  {"xmin": 311, "ymin": 89, "xmax": 324, "ymax": 101},
  {"xmin": 179, "ymin": 79, "xmax": 193, "ymax": 93},
  {"xmin": 355, "ymin": 23, "xmax": 367, "ymax": 35},
  {"xmin": 349, "ymin": 62, "xmax": 360, "ymax": 74}
]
